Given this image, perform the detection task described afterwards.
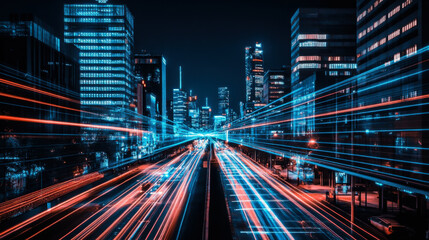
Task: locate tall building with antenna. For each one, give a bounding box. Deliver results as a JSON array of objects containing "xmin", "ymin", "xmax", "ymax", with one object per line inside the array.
[{"xmin": 172, "ymin": 66, "xmax": 187, "ymax": 130}]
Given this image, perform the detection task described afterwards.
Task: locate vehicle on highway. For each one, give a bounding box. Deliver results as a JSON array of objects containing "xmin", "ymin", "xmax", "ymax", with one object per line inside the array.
[
  {"xmin": 141, "ymin": 182, "xmax": 153, "ymax": 192},
  {"xmin": 369, "ymin": 216, "xmax": 414, "ymax": 237}
]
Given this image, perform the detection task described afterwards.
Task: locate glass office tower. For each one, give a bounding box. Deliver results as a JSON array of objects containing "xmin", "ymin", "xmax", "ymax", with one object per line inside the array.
[
  {"xmin": 290, "ymin": 8, "xmax": 356, "ymax": 137},
  {"xmin": 218, "ymin": 87, "xmax": 230, "ymax": 116},
  {"xmin": 172, "ymin": 88, "xmax": 187, "ymax": 129},
  {"xmin": 64, "ymin": 1, "xmax": 134, "ymax": 116},
  {"xmin": 354, "ymin": 0, "xmax": 429, "ymax": 197},
  {"xmin": 245, "ymin": 42, "xmax": 265, "ymax": 114}
]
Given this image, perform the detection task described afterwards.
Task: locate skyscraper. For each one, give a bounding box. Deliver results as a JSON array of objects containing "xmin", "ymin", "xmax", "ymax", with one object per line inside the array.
[
  {"xmin": 64, "ymin": 0, "xmax": 134, "ymax": 116},
  {"xmin": 0, "ymin": 14, "xmax": 81, "ymax": 194},
  {"xmin": 172, "ymin": 66, "xmax": 187, "ymax": 130},
  {"xmin": 189, "ymin": 108, "xmax": 200, "ymax": 129},
  {"xmin": 0, "ymin": 14, "xmax": 80, "ymax": 138},
  {"xmin": 263, "ymin": 68, "xmax": 290, "ymax": 106},
  {"xmin": 172, "ymin": 89, "xmax": 187, "ymax": 128},
  {"xmin": 354, "ymin": 0, "xmax": 429, "ymax": 200},
  {"xmin": 134, "ymin": 52, "xmax": 167, "ymax": 138},
  {"xmin": 245, "ymin": 42, "xmax": 265, "ymax": 114},
  {"xmin": 290, "ymin": 8, "xmax": 356, "ymax": 136},
  {"xmin": 262, "ymin": 68, "xmax": 291, "ymax": 140},
  {"xmin": 186, "ymin": 92, "xmax": 199, "ymax": 129},
  {"xmin": 200, "ymin": 98, "xmax": 211, "ymax": 130},
  {"xmin": 356, "ymin": 0, "xmax": 428, "ymax": 73},
  {"xmin": 218, "ymin": 87, "xmax": 229, "ymax": 116},
  {"xmin": 134, "ymin": 52, "xmax": 166, "ymax": 120}
]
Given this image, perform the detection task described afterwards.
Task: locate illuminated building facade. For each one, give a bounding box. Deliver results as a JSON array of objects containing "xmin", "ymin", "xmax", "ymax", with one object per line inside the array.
[
  {"xmin": 356, "ymin": 0, "xmax": 427, "ymax": 73},
  {"xmin": 134, "ymin": 53, "xmax": 166, "ymax": 119},
  {"xmin": 186, "ymin": 93, "xmax": 199, "ymax": 129},
  {"xmin": 218, "ymin": 87, "xmax": 229, "ymax": 116},
  {"xmin": 0, "ymin": 15, "xmax": 81, "ymax": 197},
  {"xmin": 201, "ymin": 106, "xmax": 211, "ymax": 130},
  {"xmin": 239, "ymin": 101, "xmax": 245, "ymax": 118},
  {"xmin": 64, "ymin": 0, "xmax": 134, "ymax": 115},
  {"xmin": 245, "ymin": 42, "xmax": 265, "ymax": 114},
  {"xmin": 263, "ymin": 68, "xmax": 290, "ymax": 106},
  {"xmin": 214, "ymin": 115, "xmax": 226, "ymax": 131},
  {"xmin": 290, "ymin": 8, "xmax": 356, "ymax": 136},
  {"xmin": 189, "ymin": 108, "xmax": 200, "ymax": 129},
  {"xmin": 262, "ymin": 68, "xmax": 291, "ymax": 140},
  {"xmin": 354, "ymin": 0, "xmax": 429, "ymax": 198},
  {"xmin": 134, "ymin": 52, "xmax": 167, "ymax": 138},
  {"xmin": 172, "ymin": 88, "xmax": 187, "ymax": 128}
]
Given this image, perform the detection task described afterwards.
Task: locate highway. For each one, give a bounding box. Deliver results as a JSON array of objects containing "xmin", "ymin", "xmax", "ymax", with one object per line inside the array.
[
  {"xmin": 214, "ymin": 141, "xmax": 385, "ymax": 240},
  {"xmin": 0, "ymin": 139, "xmax": 390, "ymax": 240},
  {"xmin": 0, "ymin": 140, "xmax": 208, "ymax": 240}
]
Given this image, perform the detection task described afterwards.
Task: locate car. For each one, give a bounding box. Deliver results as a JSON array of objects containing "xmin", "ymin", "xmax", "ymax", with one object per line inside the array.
[
  {"xmin": 369, "ymin": 216, "xmax": 414, "ymax": 236},
  {"xmin": 141, "ymin": 182, "xmax": 152, "ymax": 192}
]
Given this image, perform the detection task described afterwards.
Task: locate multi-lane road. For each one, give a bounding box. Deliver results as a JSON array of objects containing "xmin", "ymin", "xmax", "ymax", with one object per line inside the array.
[
  {"xmin": 0, "ymin": 140, "xmax": 208, "ymax": 240},
  {"xmin": 214, "ymin": 141, "xmax": 385, "ymax": 240},
  {"xmin": 0, "ymin": 139, "xmax": 385, "ymax": 240}
]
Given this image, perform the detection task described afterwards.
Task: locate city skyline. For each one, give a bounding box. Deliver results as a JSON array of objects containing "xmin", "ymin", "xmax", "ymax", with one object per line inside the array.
[
  {"xmin": 0, "ymin": 0, "xmax": 355, "ymax": 112},
  {"xmin": 1, "ymin": 0, "xmax": 428, "ymax": 239}
]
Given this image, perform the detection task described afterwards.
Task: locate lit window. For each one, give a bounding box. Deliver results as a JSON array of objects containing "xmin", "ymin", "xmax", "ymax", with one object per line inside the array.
[
  {"xmin": 358, "ymin": 29, "xmax": 367, "ymax": 39},
  {"xmin": 388, "ymin": 5, "xmax": 400, "ymax": 18},
  {"xmin": 296, "ymin": 56, "xmax": 321, "ymax": 62},
  {"xmin": 329, "ymin": 63, "xmax": 357, "ymax": 69},
  {"xmin": 402, "ymin": 19, "xmax": 417, "ymax": 33},
  {"xmin": 292, "ymin": 63, "xmax": 321, "ymax": 72},
  {"xmin": 388, "ymin": 29, "xmax": 400, "ymax": 41},
  {"xmin": 406, "ymin": 44, "xmax": 417, "ymax": 56},
  {"xmin": 368, "ymin": 37, "xmax": 386, "ymax": 52},
  {"xmin": 328, "ymin": 56, "xmax": 341, "ymax": 61},
  {"xmin": 402, "ymin": 0, "xmax": 412, "ymax": 8},
  {"xmin": 299, "ymin": 41, "xmax": 327, "ymax": 47},
  {"xmin": 298, "ymin": 34, "xmax": 327, "ymax": 40},
  {"xmin": 357, "ymin": 0, "xmax": 384, "ymax": 22},
  {"xmin": 394, "ymin": 52, "xmax": 401, "ymax": 62}
]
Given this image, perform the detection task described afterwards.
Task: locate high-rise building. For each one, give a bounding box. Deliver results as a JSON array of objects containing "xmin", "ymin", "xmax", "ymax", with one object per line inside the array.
[
  {"xmin": 64, "ymin": 0, "xmax": 134, "ymax": 116},
  {"xmin": 291, "ymin": 8, "xmax": 356, "ymax": 136},
  {"xmin": 200, "ymin": 106, "xmax": 211, "ymax": 130},
  {"xmin": 189, "ymin": 108, "xmax": 200, "ymax": 129},
  {"xmin": 263, "ymin": 68, "xmax": 290, "ymax": 106},
  {"xmin": 134, "ymin": 52, "xmax": 166, "ymax": 119},
  {"xmin": 200, "ymin": 98, "xmax": 211, "ymax": 130},
  {"xmin": 354, "ymin": 0, "xmax": 429, "ymax": 197},
  {"xmin": 262, "ymin": 68, "xmax": 291, "ymax": 140},
  {"xmin": 0, "ymin": 15, "xmax": 81, "ymax": 196},
  {"xmin": 0, "ymin": 14, "xmax": 80, "ymax": 138},
  {"xmin": 218, "ymin": 87, "xmax": 229, "ymax": 116},
  {"xmin": 134, "ymin": 52, "xmax": 167, "ymax": 138},
  {"xmin": 245, "ymin": 42, "xmax": 265, "ymax": 114},
  {"xmin": 172, "ymin": 88, "xmax": 187, "ymax": 128},
  {"xmin": 239, "ymin": 101, "xmax": 245, "ymax": 118},
  {"xmin": 186, "ymin": 92, "xmax": 198, "ymax": 128},
  {"xmin": 172, "ymin": 66, "xmax": 187, "ymax": 130},
  {"xmin": 356, "ymin": 0, "xmax": 428, "ymax": 73}
]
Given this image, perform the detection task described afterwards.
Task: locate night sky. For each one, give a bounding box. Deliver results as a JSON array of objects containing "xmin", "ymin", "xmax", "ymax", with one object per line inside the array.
[{"xmin": 1, "ymin": 0, "xmax": 355, "ymax": 112}]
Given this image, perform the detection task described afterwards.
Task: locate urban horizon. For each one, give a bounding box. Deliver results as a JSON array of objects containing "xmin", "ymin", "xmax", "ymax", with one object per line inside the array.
[{"xmin": 0, "ymin": 0, "xmax": 428, "ymax": 239}]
